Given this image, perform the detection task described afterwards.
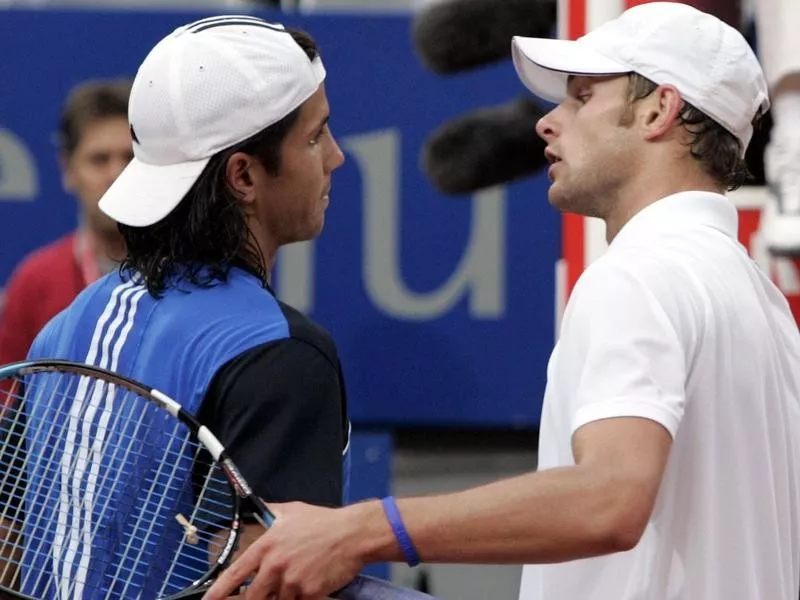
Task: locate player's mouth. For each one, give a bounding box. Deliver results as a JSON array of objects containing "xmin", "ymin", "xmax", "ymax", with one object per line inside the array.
[{"xmin": 545, "ymin": 148, "xmax": 562, "ymax": 181}]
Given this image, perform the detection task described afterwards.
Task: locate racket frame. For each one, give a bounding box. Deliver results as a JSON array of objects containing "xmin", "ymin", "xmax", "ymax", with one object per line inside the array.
[{"xmin": 0, "ymin": 359, "xmax": 275, "ymax": 600}]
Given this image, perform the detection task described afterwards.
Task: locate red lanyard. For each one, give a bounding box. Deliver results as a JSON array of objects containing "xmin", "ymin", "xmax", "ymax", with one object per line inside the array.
[{"xmin": 76, "ymin": 231, "xmax": 101, "ymax": 286}]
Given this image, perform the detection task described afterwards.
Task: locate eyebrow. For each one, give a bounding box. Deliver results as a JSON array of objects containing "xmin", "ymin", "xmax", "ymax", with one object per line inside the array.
[
  {"xmin": 311, "ymin": 114, "xmax": 330, "ymax": 136},
  {"xmin": 565, "ymin": 75, "xmax": 594, "ymax": 97},
  {"xmin": 566, "ymin": 74, "xmax": 584, "ymax": 90},
  {"xmin": 566, "ymin": 75, "xmax": 579, "ymax": 95}
]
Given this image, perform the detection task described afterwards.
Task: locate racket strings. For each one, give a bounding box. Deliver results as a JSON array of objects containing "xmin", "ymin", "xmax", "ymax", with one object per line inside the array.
[{"xmin": 0, "ymin": 371, "xmax": 238, "ymax": 599}]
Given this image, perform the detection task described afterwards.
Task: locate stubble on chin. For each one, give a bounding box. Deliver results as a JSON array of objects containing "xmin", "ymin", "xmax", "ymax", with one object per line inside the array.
[{"xmin": 548, "ymin": 179, "xmax": 609, "ymax": 219}]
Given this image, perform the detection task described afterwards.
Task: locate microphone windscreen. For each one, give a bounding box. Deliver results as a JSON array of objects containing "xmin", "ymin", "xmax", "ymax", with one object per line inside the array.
[
  {"xmin": 412, "ymin": 0, "xmax": 556, "ymax": 75},
  {"xmin": 421, "ymin": 96, "xmax": 549, "ymax": 195}
]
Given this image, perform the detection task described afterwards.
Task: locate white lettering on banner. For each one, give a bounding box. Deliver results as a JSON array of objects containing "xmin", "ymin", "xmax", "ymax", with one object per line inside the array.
[
  {"xmin": 276, "ymin": 241, "xmax": 314, "ymax": 314},
  {"xmin": 276, "ymin": 129, "xmax": 508, "ymax": 320},
  {"xmin": 345, "ymin": 129, "xmax": 506, "ymax": 320},
  {"xmin": 0, "ymin": 128, "xmax": 38, "ymax": 201}
]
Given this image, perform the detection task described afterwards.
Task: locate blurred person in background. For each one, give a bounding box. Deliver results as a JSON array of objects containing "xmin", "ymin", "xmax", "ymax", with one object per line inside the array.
[{"xmin": 0, "ymin": 79, "xmax": 132, "ymax": 365}]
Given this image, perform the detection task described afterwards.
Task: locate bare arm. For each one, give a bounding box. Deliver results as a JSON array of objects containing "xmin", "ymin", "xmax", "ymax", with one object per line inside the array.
[
  {"xmin": 202, "ymin": 416, "xmax": 673, "ymax": 600},
  {"xmin": 356, "ymin": 416, "xmax": 672, "ymax": 565}
]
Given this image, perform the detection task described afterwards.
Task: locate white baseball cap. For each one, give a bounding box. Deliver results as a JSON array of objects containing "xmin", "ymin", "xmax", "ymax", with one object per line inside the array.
[
  {"xmin": 99, "ymin": 15, "xmax": 326, "ymax": 227},
  {"xmin": 511, "ymin": 2, "xmax": 769, "ymax": 156}
]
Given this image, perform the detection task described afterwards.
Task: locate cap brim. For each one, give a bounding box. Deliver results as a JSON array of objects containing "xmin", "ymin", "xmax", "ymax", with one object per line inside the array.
[
  {"xmin": 511, "ymin": 36, "xmax": 630, "ymax": 103},
  {"xmin": 99, "ymin": 156, "xmax": 210, "ymax": 227}
]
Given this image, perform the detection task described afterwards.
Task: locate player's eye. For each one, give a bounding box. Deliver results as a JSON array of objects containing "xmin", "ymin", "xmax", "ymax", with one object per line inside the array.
[{"xmin": 310, "ymin": 124, "xmax": 328, "ymax": 146}]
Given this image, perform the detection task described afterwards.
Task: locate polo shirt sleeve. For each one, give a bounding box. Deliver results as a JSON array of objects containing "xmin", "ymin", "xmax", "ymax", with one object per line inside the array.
[{"xmin": 563, "ymin": 260, "xmax": 687, "ymax": 438}]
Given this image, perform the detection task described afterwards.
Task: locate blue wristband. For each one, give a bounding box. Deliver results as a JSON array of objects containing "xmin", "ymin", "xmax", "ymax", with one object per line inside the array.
[{"xmin": 380, "ymin": 496, "xmax": 421, "ymax": 567}]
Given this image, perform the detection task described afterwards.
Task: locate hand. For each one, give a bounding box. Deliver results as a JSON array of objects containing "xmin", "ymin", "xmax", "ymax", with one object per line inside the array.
[{"xmin": 202, "ymin": 501, "xmax": 367, "ymax": 600}]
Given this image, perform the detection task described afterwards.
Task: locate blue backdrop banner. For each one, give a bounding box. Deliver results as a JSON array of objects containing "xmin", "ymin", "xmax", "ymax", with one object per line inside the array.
[{"xmin": 0, "ymin": 7, "xmax": 560, "ymax": 428}]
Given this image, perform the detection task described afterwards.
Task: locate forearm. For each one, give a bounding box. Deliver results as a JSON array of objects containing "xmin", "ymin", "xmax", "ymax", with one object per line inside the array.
[{"xmin": 352, "ymin": 466, "xmax": 640, "ymax": 566}]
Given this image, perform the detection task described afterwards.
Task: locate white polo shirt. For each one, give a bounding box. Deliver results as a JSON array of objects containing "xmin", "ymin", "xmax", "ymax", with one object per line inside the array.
[{"xmin": 520, "ymin": 192, "xmax": 800, "ymax": 600}]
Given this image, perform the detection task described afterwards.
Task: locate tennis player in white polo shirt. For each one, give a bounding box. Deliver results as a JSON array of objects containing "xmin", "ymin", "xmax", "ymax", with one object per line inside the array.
[{"xmin": 204, "ymin": 4, "xmax": 800, "ymax": 600}]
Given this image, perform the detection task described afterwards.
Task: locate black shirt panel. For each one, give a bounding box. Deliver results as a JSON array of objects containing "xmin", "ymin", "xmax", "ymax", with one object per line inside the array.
[{"xmin": 199, "ymin": 303, "xmax": 348, "ymax": 508}]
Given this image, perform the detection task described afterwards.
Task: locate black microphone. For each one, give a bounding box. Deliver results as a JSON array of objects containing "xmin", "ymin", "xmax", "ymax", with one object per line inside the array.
[
  {"xmin": 420, "ymin": 96, "xmax": 550, "ymax": 195},
  {"xmin": 412, "ymin": 0, "xmax": 557, "ymax": 75}
]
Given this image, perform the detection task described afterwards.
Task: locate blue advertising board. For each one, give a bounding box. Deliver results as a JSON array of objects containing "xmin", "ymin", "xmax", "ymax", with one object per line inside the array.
[{"xmin": 0, "ymin": 7, "xmax": 560, "ymax": 429}]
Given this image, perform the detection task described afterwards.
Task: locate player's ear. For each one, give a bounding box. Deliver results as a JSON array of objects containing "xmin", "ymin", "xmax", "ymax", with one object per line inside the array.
[
  {"xmin": 641, "ymin": 84, "xmax": 683, "ymax": 142},
  {"xmin": 225, "ymin": 152, "xmax": 259, "ymax": 206}
]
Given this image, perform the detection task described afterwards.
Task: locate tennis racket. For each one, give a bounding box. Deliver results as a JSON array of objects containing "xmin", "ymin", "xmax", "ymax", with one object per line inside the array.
[{"xmin": 0, "ymin": 359, "xmax": 437, "ymax": 600}]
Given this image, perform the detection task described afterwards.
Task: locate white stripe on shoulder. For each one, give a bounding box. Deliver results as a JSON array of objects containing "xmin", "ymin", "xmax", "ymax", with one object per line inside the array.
[{"xmin": 54, "ymin": 279, "xmax": 137, "ymax": 599}]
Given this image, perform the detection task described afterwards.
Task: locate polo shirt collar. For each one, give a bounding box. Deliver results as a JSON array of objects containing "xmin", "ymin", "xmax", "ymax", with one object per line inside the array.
[{"xmin": 610, "ymin": 191, "xmax": 739, "ymax": 249}]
